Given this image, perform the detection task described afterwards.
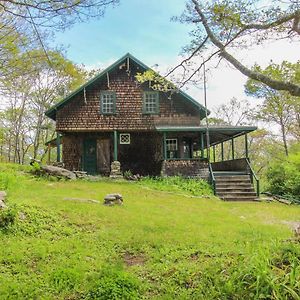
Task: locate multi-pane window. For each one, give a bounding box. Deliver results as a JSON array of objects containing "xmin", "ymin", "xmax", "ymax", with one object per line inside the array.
[
  {"xmin": 100, "ymin": 91, "xmax": 116, "ymax": 114},
  {"xmin": 143, "ymin": 91, "xmax": 159, "ymax": 114},
  {"xmin": 166, "ymin": 138, "xmax": 178, "ymax": 159}
]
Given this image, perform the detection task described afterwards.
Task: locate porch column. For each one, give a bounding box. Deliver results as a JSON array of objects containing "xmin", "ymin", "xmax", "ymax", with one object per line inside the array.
[
  {"xmin": 56, "ymin": 133, "xmax": 61, "ymax": 162},
  {"xmin": 163, "ymin": 132, "xmax": 167, "ymax": 160},
  {"xmin": 213, "ymin": 145, "xmax": 216, "ymax": 162},
  {"xmin": 231, "ymin": 138, "xmax": 235, "ymax": 160},
  {"xmin": 245, "ymin": 133, "xmax": 249, "ymax": 159},
  {"xmin": 221, "ymin": 142, "xmax": 224, "ymax": 161},
  {"xmin": 113, "ymin": 130, "xmax": 118, "ymax": 161},
  {"xmin": 200, "ymin": 132, "xmax": 204, "ymax": 158}
]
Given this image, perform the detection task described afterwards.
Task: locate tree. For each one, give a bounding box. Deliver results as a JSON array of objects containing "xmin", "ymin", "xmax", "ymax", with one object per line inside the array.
[
  {"xmin": 173, "ymin": 0, "xmax": 300, "ymax": 96},
  {"xmin": 245, "ymin": 61, "xmax": 300, "ymax": 156}
]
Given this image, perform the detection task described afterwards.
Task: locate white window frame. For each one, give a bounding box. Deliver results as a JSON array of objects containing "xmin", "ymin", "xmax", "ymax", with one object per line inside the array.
[
  {"xmin": 143, "ymin": 91, "xmax": 159, "ymax": 114},
  {"xmin": 100, "ymin": 91, "xmax": 116, "ymax": 114},
  {"xmin": 166, "ymin": 139, "xmax": 178, "ymax": 151}
]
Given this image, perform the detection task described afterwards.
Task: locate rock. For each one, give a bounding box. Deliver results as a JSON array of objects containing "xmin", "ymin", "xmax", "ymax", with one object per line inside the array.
[
  {"xmin": 63, "ymin": 197, "xmax": 100, "ymax": 204},
  {"xmin": 0, "ymin": 191, "xmax": 7, "ymax": 210},
  {"xmin": 73, "ymin": 171, "xmax": 88, "ymax": 179},
  {"xmin": 104, "ymin": 193, "xmax": 123, "ymax": 206},
  {"xmin": 294, "ymin": 224, "xmax": 300, "ymax": 238},
  {"xmin": 41, "ymin": 165, "xmax": 76, "ymax": 180},
  {"xmin": 19, "ymin": 212, "xmax": 26, "ymax": 220},
  {"xmin": 110, "ymin": 161, "xmax": 123, "ymax": 179}
]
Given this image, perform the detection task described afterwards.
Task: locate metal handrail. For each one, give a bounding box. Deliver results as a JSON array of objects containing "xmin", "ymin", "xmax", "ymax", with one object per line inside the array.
[
  {"xmin": 246, "ymin": 158, "xmax": 260, "ymax": 197},
  {"xmin": 208, "ymin": 162, "xmax": 216, "ymax": 195}
]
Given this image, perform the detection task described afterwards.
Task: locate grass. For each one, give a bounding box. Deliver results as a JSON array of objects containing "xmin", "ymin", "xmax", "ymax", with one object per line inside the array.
[{"xmin": 0, "ymin": 163, "xmax": 300, "ymax": 299}]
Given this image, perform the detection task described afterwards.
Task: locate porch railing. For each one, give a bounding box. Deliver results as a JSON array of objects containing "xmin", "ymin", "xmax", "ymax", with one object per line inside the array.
[
  {"xmin": 208, "ymin": 162, "xmax": 216, "ymax": 195},
  {"xmin": 246, "ymin": 158, "xmax": 260, "ymax": 197}
]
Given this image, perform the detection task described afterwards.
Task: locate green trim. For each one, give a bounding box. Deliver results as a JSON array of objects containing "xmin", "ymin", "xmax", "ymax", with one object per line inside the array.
[
  {"xmin": 113, "ymin": 131, "xmax": 118, "ymax": 161},
  {"xmin": 100, "ymin": 91, "xmax": 116, "ymax": 115},
  {"xmin": 221, "ymin": 142, "xmax": 224, "ymax": 161},
  {"xmin": 231, "ymin": 138, "xmax": 235, "ymax": 160},
  {"xmin": 155, "ymin": 126, "xmax": 257, "ymax": 132},
  {"xmin": 45, "ymin": 53, "xmax": 208, "ymax": 120},
  {"xmin": 245, "ymin": 133, "xmax": 248, "ymax": 158},
  {"xmin": 142, "ymin": 91, "xmax": 160, "ymax": 114},
  {"xmin": 200, "ymin": 132, "xmax": 204, "ymax": 158},
  {"xmin": 163, "ymin": 132, "xmax": 167, "ymax": 160}
]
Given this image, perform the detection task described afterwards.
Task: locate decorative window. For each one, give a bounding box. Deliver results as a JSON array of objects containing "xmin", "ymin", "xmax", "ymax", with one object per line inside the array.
[
  {"xmin": 143, "ymin": 91, "xmax": 159, "ymax": 114},
  {"xmin": 100, "ymin": 91, "xmax": 116, "ymax": 114},
  {"xmin": 166, "ymin": 138, "xmax": 178, "ymax": 159},
  {"xmin": 120, "ymin": 133, "xmax": 130, "ymax": 145}
]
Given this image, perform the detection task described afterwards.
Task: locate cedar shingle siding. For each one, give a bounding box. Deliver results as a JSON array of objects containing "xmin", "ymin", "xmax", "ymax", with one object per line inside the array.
[{"xmin": 56, "ymin": 67, "xmax": 200, "ymax": 132}]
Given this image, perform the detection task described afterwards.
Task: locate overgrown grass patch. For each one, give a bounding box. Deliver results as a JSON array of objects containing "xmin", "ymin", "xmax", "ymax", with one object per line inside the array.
[{"xmin": 0, "ymin": 163, "xmax": 299, "ymax": 299}]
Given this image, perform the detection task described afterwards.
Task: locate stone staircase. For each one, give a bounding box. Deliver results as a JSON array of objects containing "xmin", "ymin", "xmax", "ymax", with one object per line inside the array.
[{"xmin": 214, "ymin": 172, "xmax": 257, "ymax": 201}]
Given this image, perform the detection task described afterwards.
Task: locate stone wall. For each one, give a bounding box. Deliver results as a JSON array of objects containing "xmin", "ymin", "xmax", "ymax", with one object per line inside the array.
[{"xmin": 161, "ymin": 159, "xmax": 209, "ymax": 180}]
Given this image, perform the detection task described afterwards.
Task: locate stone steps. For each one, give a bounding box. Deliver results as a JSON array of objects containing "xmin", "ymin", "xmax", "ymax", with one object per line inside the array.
[{"xmin": 214, "ymin": 174, "xmax": 257, "ymax": 201}]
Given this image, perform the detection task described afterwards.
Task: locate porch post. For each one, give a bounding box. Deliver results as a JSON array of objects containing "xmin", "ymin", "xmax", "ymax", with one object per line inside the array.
[
  {"xmin": 231, "ymin": 138, "xmax": 235, "ymax": 160},
  {"xmin": 245, "ymin": 133, "xmax": 249, "ymax": 159},
  {"xmin": 213, "ymin": 145, "xmax": 216, "ymax": 162},
  {"xmin": 163, "ymin": 132, "xmax": 167, "ymax": 160},
  {"xmin": 113, "ymin": 130, "xmax": 118, "ymax": 161},
  {"xmin": 200, "ymin": 132, "xmax": 204, "ymax": 158},
  {"xmin": 221, "ymin": 142, "xmax": 224, "ymax": 161},
  {"xmin": 56, "ymin": 133, "xmax": 61, "ymax": 162}
]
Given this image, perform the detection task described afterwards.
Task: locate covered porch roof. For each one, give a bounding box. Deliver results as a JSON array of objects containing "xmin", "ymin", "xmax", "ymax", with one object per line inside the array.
[{"xmin": 155, "ymin": 125, "xmax": 257, "ymax": 146}]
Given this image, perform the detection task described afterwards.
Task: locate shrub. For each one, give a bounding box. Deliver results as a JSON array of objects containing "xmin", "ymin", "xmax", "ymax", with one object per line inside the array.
[
  {"xmin": 86, "ymin": 266, "xmax": 140, "ymax": 300},
  {"xmin": 266, "ymin": 144, "xmax": 300, "ymax": 199},
  {"xmin": 0, "ymin": 207, "xmax": 17, "ymax": 229}
]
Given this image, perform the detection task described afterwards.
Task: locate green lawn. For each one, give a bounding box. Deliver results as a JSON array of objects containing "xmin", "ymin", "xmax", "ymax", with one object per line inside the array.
[{"xmin": 0, "ymin": 164, "xmax": 299, "ymax": 299}]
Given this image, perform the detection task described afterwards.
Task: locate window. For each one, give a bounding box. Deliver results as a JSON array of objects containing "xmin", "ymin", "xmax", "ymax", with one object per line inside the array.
[
  {"xmin": 100, "ymin": 91, "xmax": 116, "ymax": 114},
  {"xmin": 143, "ymin": 91, "xmax": 159, "ymax": 114},
  {"xmin": 120, "ymin": 133, "xmax": 130, "ymax": 145},
  {"xmin": 166, "ymin": 138, "xmax": 178, "ymax": 159}
]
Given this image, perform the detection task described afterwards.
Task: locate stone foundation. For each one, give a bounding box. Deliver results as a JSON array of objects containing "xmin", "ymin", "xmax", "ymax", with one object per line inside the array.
[{"xmin": 161, "ymin": 159, "xmax": 209, "ymax": 180}]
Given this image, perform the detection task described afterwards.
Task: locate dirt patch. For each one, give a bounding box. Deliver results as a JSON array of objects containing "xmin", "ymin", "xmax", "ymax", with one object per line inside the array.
[
  {"xmin": 123, "ymin": 252, "xmax": 146, "ymax": 267},
  {"xmin": 281, "ymin": 220, "xmax": 300, "ymax": 230}
]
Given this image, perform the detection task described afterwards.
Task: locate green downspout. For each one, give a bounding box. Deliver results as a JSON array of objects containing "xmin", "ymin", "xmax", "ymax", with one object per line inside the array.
[
  {"xmin": 56, "ymin": 133, "xmax": 61, "ymax": 162},
  {"xmin": 231, "ymin": 138, "xmax": 235, "ymax": 160},
  {"xmin": 245, "ymin": 133, "xmax": 249, "ymax": 159},
  {"xmin": 200, "ymin": 132, "xmax": 204, "ymax": 158},
  {"xmin": 113, "ymin": 130, "xmax": 118, "ymax": 161},
  {"xmin": 221, "ymin": 142, "xmax": 224, "ymax": 161},
  {"xmin": 163, "ymin": 132, "xmax": 167, "ymax": 160}
]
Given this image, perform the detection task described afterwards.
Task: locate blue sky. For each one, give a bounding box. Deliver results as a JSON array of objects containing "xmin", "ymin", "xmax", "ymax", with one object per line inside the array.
[
  {"xmin": 54, "ymin": 0, "xmax": 191, "ymax": 66},
  {"xmin": 53, "ymin": 0, "xmax": 299, "ymax": 110}
]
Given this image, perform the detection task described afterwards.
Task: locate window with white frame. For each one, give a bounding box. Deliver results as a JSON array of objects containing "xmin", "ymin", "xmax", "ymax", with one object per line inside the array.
[
  {"xmin": 166, "ymin": 138, "xmax": 178, "ymax": 158},
  {"xmin": 143, "ymin": 91, "xmax": 159, "ymax": 114},
  {"xmin": 120, "ymin": 133, "xmax": 130, "ymax": 145},
  {"xmin": 100, "ymin": 91, "xmax": 116, "ymax": 114}
]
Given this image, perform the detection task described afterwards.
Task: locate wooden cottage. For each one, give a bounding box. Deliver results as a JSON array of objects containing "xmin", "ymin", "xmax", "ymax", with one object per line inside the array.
[{"xmin": 46, "ymin": 53, "xmax": 259, "ymax": 200}]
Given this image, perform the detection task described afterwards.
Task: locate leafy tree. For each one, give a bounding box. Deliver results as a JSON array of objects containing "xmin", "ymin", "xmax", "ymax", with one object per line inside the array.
[
  {"xmin": 245, "ymin": 61, "xmax": 300, "ymax": 155},
  {"xmin": 174, "ymin": 0, "xmax": 300, "ymax": 96}
]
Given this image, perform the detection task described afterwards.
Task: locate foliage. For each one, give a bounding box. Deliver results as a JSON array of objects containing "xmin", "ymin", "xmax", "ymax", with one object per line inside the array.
[
  {"xmin": 140, "ymin": 175, "xmax": 213, "ymax": 196},
  {"xmin": 86, "ymin": 266, "xmax": 140, "ymax": 300},
  {"xmin": 0, "ymin": 163, "xmax": 300, "ymax": 299},
  {"xmin": 266, "ymin": 143, "xmax": 300, "ymax": 199},
  {"xmin": 175, "ymin": 0, "xmax": 300, "ymax": 96},
  {"xmin": 0, "ymin": 207, "xmax": 17, "ymax": 230}
]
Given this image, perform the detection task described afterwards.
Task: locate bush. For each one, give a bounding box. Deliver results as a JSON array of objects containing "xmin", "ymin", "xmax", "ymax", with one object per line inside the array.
[
  {"xmin": 86, "ymin": 266, "xmax": 140, "ymax": 300},
  {"xmin": 266, "ymin": 144, "xmax": 300, "ymax": 199},
  {"xmin": 0, "ymin": 207, "xmax": 17, "ymax": 229},
  {"xmin": 140, "ymin": 176, "xmax": 213, "ymax": 196}
]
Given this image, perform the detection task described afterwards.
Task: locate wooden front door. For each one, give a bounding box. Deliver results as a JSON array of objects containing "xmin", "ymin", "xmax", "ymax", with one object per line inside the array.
[
  {"xmin": 97, "ymin": 138, "xmax": 111, "ymax": 175},
  {"xmin": 83, "ymin": 138, "xmax": 97, "ymax": 174}
]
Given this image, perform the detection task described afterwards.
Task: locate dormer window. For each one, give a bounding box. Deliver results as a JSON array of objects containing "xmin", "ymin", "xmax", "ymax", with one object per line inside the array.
[
  {"xmin": 100, "ymin": 91, "xmax": 116, "ymax": 114},
  {"xmin": 143, "ymin": 91, "xmax": 159, "ymax": 114}
]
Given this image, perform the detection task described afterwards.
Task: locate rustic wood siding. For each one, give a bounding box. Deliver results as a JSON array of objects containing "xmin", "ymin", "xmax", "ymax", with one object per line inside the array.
[{"xmin": 56, "ymin": 67, "xmax": 200, "ymax": 131}]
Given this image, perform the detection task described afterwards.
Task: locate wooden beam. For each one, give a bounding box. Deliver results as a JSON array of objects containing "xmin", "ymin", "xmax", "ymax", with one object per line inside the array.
[
  {"xmin": 213, "ymin": 145, "xmax": 216, "ymax": 162},
  {"xmin": 113, "ymin": 130, "xmax": 118, "ymax": 161}
]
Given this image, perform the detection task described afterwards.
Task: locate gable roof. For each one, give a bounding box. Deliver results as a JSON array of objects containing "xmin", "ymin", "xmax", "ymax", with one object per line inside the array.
[{"xmin": 45, "ymin": 53, "xmax": 209, "ymax": 120}]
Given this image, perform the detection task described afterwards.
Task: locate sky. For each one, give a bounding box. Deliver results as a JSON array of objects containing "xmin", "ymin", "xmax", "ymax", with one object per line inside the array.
[{"xmin": 53, "ymin": 0, "xmax": 300, "ymax": 112}]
